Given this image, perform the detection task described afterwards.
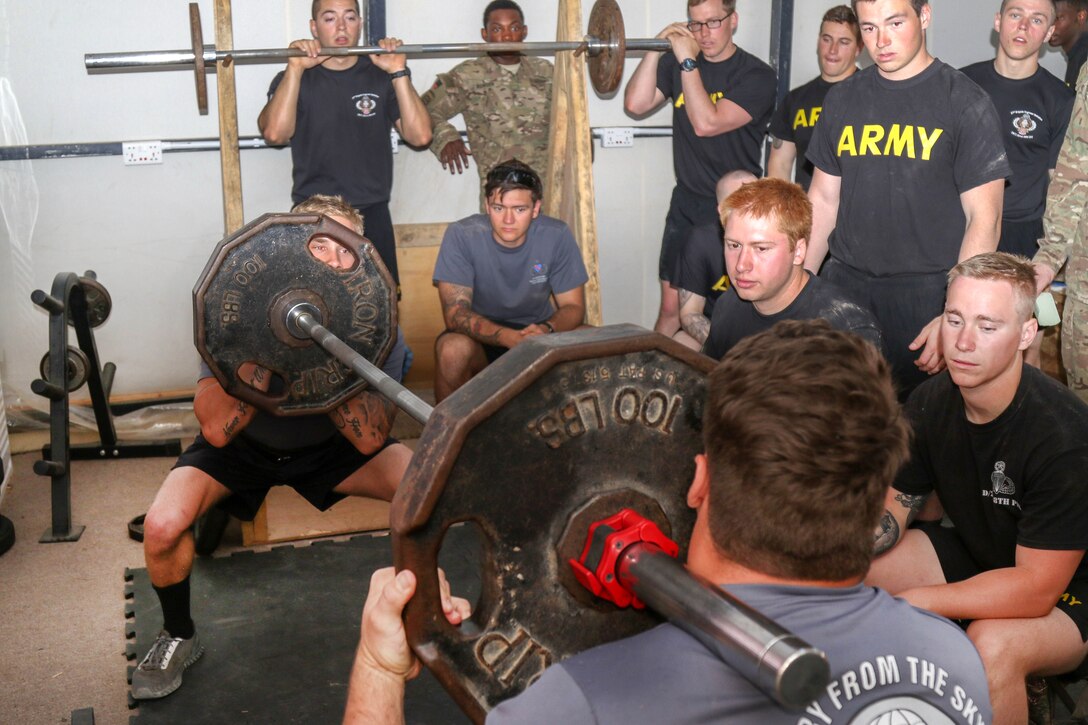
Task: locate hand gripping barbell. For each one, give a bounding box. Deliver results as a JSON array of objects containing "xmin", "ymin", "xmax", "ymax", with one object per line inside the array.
[{"xmin": 193, "ymin": 214, "xmax": 830, "ymax": 721}]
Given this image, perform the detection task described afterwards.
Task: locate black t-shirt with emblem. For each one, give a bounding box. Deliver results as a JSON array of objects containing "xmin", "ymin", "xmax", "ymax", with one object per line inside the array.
[
  {"xmin": 768, "ymin": 76, "xmax": 833, "ymax": 190},
  {"xmin": 268, "ymin": 58, "xmax": 401, "ymax": 207},
  {"xmin": 806, "ymin": 60, "xmax": 1010, "ymax": 276},
  {"xmin": 673, "ymin": 222, "xmax": 728, "ymax": 315},
  {"xmin": 895, "ymin": 365, "xmax": 1088, "ymax": 577},
  {"xmin": 961, "ymin": 61, "xmax": 1073, "ymax": 223},
  {"xmin": 657, "ymin": 48, "xmax": 777, "ymax": 196}
]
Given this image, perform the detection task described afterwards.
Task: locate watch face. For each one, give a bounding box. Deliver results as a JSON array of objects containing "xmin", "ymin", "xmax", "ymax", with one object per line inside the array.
[{"xmin": 680, "ymin": 58, "xmax": 698, "ymax": 72}]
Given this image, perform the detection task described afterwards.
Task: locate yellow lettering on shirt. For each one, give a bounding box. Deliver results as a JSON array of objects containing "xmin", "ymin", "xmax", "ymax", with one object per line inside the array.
[
  {"xmin": 859, "ymin": 125, "xmax": 885, "ymax": 156},
  {"xmin": 917, "ymin": 127, "xmax": 944, "ymax": 161},
  {"xmin": 883, "ymin": 124, "xmax": 915, "ymax": 159},
  {"xmin": 835, "ymin": 124, "xmax": 946, "ymax": 160},
  {"xmin": 793, "ymin": 107, "xmax": 822, "ymax": 130},
  {"xmin": 837, "ymin": 126, "xmax": 857, "ymax": 156},
  {"xmin": 675, "ymin": 91, "xmax": 726, "ymax": 109},
  {"xmin": 710, "ymin": 276, "xmax": 730, "ymax": 292}
]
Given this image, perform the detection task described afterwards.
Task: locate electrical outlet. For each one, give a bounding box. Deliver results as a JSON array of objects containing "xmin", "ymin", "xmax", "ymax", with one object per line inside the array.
[
  {"xmin": 122, "ymin": 141, "xmax": 163, "ymax": 165},
  {"xmin": 391, "ymin": 130, "xmax": 399, "ymax": 154},
  {"xmin": 601, "ymin": 128, "xmax": 634, "ymax": 148}
]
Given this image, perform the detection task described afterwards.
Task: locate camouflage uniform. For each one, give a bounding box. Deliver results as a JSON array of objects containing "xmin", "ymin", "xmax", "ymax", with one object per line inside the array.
[
  {"xmin": 1035, "ymin": 65, "xmax": 1088, "ymax": 402},
  {"xmin": 422, "ymin": 56, "xmax": 553, "ymax": 209}
]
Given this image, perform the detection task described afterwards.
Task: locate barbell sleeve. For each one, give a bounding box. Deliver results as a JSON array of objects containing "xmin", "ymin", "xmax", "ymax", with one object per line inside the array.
[
  {"xmin": 289, "ymin": 309, "xmax": 433, "ymax": 426},
  {"xmin": 617, "ymin": 543, "xmax": 830, "ymax": 711},
  {"xmin": 84, "ymin": 36, "xmax": 671, "ymax": 72}
]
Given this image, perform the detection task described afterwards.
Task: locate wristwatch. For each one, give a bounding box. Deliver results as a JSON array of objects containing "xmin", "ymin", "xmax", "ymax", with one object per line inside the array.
[
  {"xmin": 389, "ymin": 68, "xmax": 411, "ymax": 80},
  {"xmin": 541, "ymin": 321, "xmax": 556, "ymax": 333},
  {"xmin": 679, "ymin": 58, "xmax": 698, "ymax": 73}
]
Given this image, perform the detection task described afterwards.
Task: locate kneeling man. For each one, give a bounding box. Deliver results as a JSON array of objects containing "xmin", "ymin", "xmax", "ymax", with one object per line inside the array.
[
  {"xmin": 433, "ymin": 159, "xmax": 588, "ymax": 401},
  {"xmin": 869, "ymin": 252, "xmax": 1088, "ymax": 725},
  {"xmin": 702, "ymin": 177, "xmax": 882, "ymax": 359}
]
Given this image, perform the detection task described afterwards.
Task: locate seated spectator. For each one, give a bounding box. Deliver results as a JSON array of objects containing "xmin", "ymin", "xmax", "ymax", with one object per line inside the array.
[
  {"xmin": 868, "ymin": 251, "xmax": 1088, "ymax": 725},
  {"xmin": 432, "ymin": 160, "xmax": 588, "ymax": 402},
  {"xmin": 702, "ymin": 178, "xmax": 883, "ymax": 359},
  {"xmin": 673, "ymin": 170, "xmax": 756, "ymax": 351}
]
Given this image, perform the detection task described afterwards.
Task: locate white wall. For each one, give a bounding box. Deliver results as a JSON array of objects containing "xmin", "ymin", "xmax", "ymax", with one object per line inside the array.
[{"xmin": 0, "ymin": 0, "xmax": 1071, "ymax": 408}]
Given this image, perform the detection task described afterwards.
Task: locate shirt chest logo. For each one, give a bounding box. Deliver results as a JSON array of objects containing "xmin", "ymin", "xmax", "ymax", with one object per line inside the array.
[
  {"xmin": 1010, "ymin": 111, "xmax": 1039, "ymax": 140},
  {"xmin": 354, "ymin": 93, "xmax": 378, "ymax": 118},
  {"xmin": 530, "ymin": 261, "xmax": 548, "ymax": 285},
  {"xmin": 982, "ymin": 460, "xmax": 1022, "ymax": 510}
]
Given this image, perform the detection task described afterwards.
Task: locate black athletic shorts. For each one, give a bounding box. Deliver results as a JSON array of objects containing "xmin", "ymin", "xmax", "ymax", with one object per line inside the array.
[
  {"xmin": 173, "ymin": 432, "xmax": 396, "ymax": 521},
  {"xmin": 821, "ymin": 259, "xmax": 946, "ymax": 400},
  {"xmin": 916, "ymin": 520, "xmax": 1088, "ymax": 641},
  {"xmin": 998, "ymin": 217, "xmax": 1044, "ymax": 259},
  {"xmin": 660, "ymin": 185, "xmax": 719, "ymax": 283}
]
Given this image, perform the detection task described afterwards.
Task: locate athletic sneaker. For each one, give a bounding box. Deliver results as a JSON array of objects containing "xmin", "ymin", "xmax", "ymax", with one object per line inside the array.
[{"xmin": 130, "ymin": 630, "xmax": 204, "ymax": 700}]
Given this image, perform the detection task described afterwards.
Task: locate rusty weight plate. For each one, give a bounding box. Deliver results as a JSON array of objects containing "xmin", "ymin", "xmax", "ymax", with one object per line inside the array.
[
  {"xmin": 587, "ymin": 0, "xmax": 626, "ymax": 95},
  {"xmin": 192, "ymin": 213, "xmax": 396, "ymax": 415},
  {"xmin": 391, "ymin": 324, "xmax": 715, "ymax": 723},
  {"xmin": 189, "ymin": 2, "xmax": 208, "ymax": 115}
]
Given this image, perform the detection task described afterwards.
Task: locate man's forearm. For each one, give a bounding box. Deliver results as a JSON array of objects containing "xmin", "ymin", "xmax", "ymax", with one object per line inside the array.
[
  {"xmin": 548, "ymin": 303, "xmax": 586, "ymax": 333},
  {"xmin": 903, "ymin": 567, "xmax": 1066, "ymax": 621},
  {"xmin": 330, "ymin": 394, "xmax": 395, "ymax": 456},
  {"xmin": 624, "ymin": 55, "xmax": 663, "ymax": 115},
  {"xmin": 258, "ymin": 67, "xmax": 303, "ymax": 144},
  {"xmin": 394, "ymin": 78, "xmax": 433, "ymax": 147},
  {"xmin": 766, "ymin": 139, "xmax": 796, "ymax": 182},
  {"xmin": 680, "ymin": 312, "xmax": 710, "ymax": 344},
  {"xmin": 343, "ymin": 656, "xmax": 406, "ymax": 725},
  {"xmin": 447, "ymin": 308, "xmax": 512, "ymax": 347}
]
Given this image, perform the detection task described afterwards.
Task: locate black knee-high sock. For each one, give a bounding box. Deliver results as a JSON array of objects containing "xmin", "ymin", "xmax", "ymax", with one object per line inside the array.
[{"xmin": 153, "ymin": 577, "xmax": 195, "ymax": 639}]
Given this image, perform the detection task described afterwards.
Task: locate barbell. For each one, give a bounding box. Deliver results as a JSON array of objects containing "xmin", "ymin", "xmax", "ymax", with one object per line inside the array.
[
  {"xmin": 192, "ymin": 215, "xmax": 829, "ymax": 720},
  {"xmin": 85, "ymin": 0, "xmax": 668, "ymax": 114}
]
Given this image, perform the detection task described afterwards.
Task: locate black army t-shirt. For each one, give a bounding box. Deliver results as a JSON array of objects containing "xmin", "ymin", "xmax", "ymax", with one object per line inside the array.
[{"xmin": 807, "ymin": 61, "xmax": 1010, "ymax": 276}]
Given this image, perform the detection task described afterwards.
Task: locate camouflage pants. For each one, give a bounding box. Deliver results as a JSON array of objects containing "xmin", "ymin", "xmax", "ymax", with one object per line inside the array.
[{"xmin": 1062, "ymin": 295, "xmax": 1088, "ymax": 404}]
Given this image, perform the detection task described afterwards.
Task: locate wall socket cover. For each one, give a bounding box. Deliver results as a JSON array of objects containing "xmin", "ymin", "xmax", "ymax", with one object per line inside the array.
[
  {"xmin": 601, "ymin": 128, "xmax": 634, "ymax": 148},
  {"xmin": 122, "ymin": 141, "xmax": 163, "ymax": 165}
]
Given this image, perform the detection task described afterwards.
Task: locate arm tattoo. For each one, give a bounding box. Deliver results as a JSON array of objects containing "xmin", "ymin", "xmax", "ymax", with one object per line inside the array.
[
  {"xmin": 771, "ymin": 136, "xmax": 784, "ymax": 149},
  {"xmin": 678, "ymin": 288, "xmax": 693, "ymax": 307},
  {"xmin": 332, "ymin": 394, "xmax": 394, "ymax": 450},
  {"xmin": 222, "ymin": 400, "xmax": 248, "ymax": 439},
  {"xmin": 443, "ymin": 284, "xmax": 504, "ymax": 346},
  {"xmin": 894, "ymin": 492, "xmax": 927, "ymax": 526},
  {"xmin": 873, "ymin": 511, "xmax": 900, "ymax": 555},
  {"xmin": 681, "ymin": 312, "xmax": 711, "ymax": 344}
]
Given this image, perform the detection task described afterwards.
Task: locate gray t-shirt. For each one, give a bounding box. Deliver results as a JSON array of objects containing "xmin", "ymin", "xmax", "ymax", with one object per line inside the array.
[
  {"xmin": 488, "ymin": 583, "xmax": 992, "ymax": 725},
  {"xmin": 432, "ymin": 214, "xmax": 589, "ymax": 326}
]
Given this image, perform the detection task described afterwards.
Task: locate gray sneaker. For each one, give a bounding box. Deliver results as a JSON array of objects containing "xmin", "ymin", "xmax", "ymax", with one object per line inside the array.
[{"xmin": 131, "ymin": 630, "xmax": 204, "ymax": 700}]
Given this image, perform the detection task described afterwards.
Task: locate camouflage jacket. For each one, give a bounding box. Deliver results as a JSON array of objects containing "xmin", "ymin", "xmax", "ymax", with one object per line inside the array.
[
  {"xmin": 422, "ymin": 55, "xmax": 553, "ymax": 207},
  {"xmin": 1037, "ymin": 66, "xmax": 1088, "ymax": 301}
]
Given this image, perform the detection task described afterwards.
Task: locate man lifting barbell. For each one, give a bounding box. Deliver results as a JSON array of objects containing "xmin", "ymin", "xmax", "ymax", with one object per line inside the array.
[
  {"xmin": 131, "ymin": 196, "xmax": 413, "ymax": 701},
  {"xmin": 349, "ymin": 320, "xmax": 994, "ymax": 724}
]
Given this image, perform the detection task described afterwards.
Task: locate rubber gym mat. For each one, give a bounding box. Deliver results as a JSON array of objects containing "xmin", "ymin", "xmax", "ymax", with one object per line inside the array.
[{"xmin": 125, "ymin": 527, "xmax": 478, "ymax": 724}]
